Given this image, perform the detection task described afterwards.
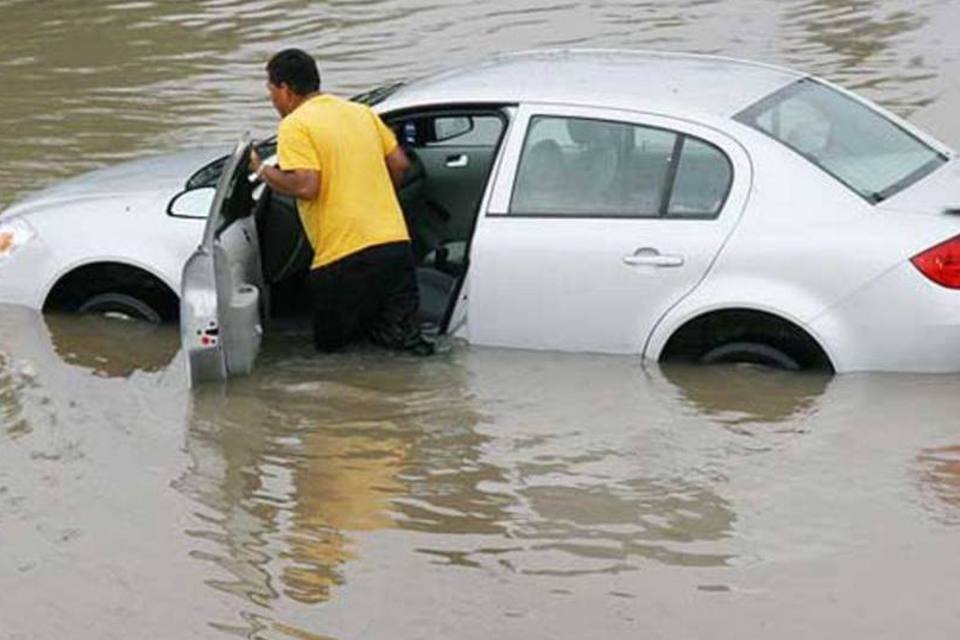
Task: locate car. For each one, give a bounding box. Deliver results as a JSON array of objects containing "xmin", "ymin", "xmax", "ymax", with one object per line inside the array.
[{"xmin": 3, "ymin": 49, "xmax": 960, "ymax": 384}]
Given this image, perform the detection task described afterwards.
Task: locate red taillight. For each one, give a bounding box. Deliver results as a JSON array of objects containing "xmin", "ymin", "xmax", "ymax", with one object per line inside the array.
[{"xmin": 912, "ymin": 235, "xmax": 960, "ymax": 289}]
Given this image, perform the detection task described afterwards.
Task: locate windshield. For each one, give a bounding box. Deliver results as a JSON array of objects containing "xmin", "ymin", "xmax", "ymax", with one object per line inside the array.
[
  {"xmin": 735, "ymin": 78, "xmax": 947, "ymax": 203},
  {"xmin": 185, "ymin": 138, "xmax": 277, "ymax": 190}
]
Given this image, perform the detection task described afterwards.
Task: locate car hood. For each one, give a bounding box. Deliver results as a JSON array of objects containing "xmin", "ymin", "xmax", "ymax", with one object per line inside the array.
[{"xmin": 1, "ymin": 147, "xmax": 226, "ymax": 219}]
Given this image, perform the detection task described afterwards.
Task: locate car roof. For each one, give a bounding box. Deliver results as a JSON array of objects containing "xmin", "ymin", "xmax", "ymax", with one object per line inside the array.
[{"xmin": 381, "ymin": 49, "xmax": 805, "ymax": 119}]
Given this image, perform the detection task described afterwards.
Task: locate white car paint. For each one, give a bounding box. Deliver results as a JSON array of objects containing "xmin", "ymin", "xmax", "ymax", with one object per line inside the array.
[
  {"xmin": 4, "ymin": 49, "xmax": 960, "ymax": 375},
  {"xmin": 467, "ymin": 102, "xmax": 753, "ymax": 353},
  {"xmin": 0, "ymin": 150, "xmax": 214, "ymax": 308}
]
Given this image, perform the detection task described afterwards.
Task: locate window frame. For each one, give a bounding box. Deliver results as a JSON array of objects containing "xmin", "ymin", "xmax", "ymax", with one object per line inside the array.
[
  {"xmin": 734, "ymin": 77, "xmax": 949, "ymax": 204},
  {"xmin": 499, "ymin": 114, "xmax": 734, "ymax": 220}
]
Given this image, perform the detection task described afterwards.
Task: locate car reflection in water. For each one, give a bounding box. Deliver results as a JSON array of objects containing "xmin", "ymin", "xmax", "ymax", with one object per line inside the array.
[
  {"xmin": 174, "ymin": 346, "xmax": 507, "ymax": 611},
  {"xmin": 44, "ymin": 312, "xmax": 179, "ymax": 379},
  {"xmin": 172, "ymin": 343, "xmax": 743, "ymax": 630},
  {"xmin": 655, "ymin": 362, "xmax": 832, "ymax": 434}
]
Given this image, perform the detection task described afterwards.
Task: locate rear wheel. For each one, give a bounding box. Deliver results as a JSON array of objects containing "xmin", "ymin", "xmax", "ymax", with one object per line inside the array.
[
  {"xmin": 660, "ymin": 309, "xmax": 834, "ymax": 372},
  {"xmin": 698, "ymin": 341, "xmax": 800, "ymax": 371}
]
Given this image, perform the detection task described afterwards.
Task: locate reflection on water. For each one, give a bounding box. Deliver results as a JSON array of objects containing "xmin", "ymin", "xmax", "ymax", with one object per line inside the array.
[
  {"xmin": 4, "ymin": 305, "xmax": 960, "ymax": 637},
  {"xmin": 45, "ymin": 313, "xmax": 179, "ymax": 378},
  {"xmin": 165, "ymin": 338, "xmax": 751, "ymax": 634},
  {"xmin": 659, "ymin": 363, "xmax": 831, "ymax": 432},
  {"xmin": 916, "ymin": 445, "xmax": 960, "ymax": 526},
  {"xmin": 0, "ymin": 351, "xmax": 31, "ymax": 439}
]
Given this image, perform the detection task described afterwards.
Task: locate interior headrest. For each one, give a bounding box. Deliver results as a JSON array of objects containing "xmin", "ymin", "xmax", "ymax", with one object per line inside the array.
[{"xmin": 566, "ymin": 119, "xmax": 595, "ymax": 145}]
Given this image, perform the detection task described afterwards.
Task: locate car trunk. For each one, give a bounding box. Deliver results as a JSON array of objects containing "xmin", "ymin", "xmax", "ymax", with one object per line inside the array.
[{"xmin": 877, "ymin": 156, "xmax": 960, "ymax": 216}]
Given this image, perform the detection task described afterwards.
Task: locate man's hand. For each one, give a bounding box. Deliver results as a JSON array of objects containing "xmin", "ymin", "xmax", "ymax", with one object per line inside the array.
[{"xmin": 249, "ymin": 146, "xmax": 319, "ymax": 199}]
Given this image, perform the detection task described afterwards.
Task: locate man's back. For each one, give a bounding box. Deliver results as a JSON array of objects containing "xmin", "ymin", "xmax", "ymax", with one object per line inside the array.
[{"xmin": 278, "ymin": 95, "xmax": 409, "ymax": 269}]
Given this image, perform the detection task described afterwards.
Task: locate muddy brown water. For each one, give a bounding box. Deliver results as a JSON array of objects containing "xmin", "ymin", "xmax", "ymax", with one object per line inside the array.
[{"xmin": 2, "ymin": 1, "xmax": 960, "ymax": 638}]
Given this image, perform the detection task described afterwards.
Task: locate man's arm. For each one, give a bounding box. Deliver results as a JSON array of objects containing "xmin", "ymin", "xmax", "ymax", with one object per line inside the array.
[
  {"xmin": 250, "ymin": 149, "xmax": 319, "ymax": 200},
  {"xmin": 385, "ymin": 146, "xmax": 411, "ymax": 188}
]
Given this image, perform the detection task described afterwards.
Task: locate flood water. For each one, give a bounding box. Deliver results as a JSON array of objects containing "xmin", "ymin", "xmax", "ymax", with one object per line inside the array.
[{"xmin": 2, "ymin": 1, "xmax": 960, "ymax": 638}]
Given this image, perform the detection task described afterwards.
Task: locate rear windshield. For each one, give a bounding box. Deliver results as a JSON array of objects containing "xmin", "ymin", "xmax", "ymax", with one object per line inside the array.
[{"xmin": 735, "ymin": 78, "xmax": 947, "ymax": 203}]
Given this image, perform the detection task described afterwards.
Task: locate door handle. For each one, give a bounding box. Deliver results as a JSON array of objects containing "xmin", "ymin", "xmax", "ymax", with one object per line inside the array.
[
  {"xmin": 446, "ymin": 154, "xmax": 469, "ymax": 168},
  {"xmin": 623, "ymin": 247, "xmax": 685, "ymax": 268}
]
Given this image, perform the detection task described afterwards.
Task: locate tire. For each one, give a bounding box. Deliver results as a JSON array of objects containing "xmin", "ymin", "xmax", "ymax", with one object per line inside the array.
[
  {"xmin": 77, "ymin": 292, "xmax": 163, "ymax": 324},
  {"xmin": 698, "ymin": 341, "xmax": 800, "ymax": 371}
]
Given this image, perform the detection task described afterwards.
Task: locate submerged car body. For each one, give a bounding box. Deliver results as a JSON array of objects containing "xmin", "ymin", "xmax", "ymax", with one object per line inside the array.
[{"xmin": 3, "ymin": 50, "xmax": 960, "ymax": 382}]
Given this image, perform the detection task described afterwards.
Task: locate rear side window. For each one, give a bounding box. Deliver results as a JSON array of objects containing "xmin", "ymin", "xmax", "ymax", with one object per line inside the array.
[
  {"xmin": 736, "ymin": 78, "xmax": 947, "ymax": 203},
  {"xmin": 667, "ymin": 138, "xmax": 732, "ymax": 218},
  {"xmin": 509, "ymin": 116, "xmax": 732, "ymax": 219}
]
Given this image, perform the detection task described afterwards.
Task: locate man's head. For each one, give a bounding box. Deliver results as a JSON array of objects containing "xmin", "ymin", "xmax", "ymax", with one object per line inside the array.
[{"xmin": 266, "ymin": 49, "xmax": 321, "ymax": 116}]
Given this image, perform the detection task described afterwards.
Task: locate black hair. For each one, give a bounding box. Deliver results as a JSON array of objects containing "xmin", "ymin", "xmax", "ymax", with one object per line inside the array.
[{"xmin": 266, "ymin": 49, "xmax": 321, "ymax": 95}]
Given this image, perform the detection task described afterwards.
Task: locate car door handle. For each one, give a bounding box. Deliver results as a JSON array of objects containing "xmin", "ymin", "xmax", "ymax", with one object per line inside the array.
[
  {"xmin": 623, "ymin": 248, "xmax": 685, "ymax": 268},
  {"xmin": 445, "ymin": 154, "xmax": 469, "ymax": 168}
]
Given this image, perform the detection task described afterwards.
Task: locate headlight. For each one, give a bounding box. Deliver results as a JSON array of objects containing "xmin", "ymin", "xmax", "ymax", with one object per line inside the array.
[{"xmin": 0, "ymin": 217, "xmax": 37, "ymax": 262}]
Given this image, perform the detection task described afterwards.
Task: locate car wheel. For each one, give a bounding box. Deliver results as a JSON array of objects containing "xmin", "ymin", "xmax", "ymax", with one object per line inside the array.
[
  {"xmin": 77, "ymin": 292, "xmax": 163, "ymax": 324},
  {"xmin": 698, "ymin": 341, "xmax": 800, "ymax": 371}
]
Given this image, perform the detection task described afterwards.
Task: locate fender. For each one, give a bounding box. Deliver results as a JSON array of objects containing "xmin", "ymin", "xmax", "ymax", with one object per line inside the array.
[
  {"xmin": 644, "ymin": 274, "xmax": 841, "ymax": 369},
  {"xmin": 40, "ymin": 255, "xmax": 180, "ymax": 312}
]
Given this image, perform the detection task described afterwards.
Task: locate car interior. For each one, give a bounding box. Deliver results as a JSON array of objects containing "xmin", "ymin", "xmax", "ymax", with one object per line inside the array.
[{"xmin": 254, "ymin": 106, "xmax": 509, "ymax": 334}]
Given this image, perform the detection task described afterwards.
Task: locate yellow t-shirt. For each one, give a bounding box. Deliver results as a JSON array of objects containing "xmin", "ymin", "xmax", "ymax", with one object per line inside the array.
[{"xmin": 277, "ymin": 94, "xmax": 409, "ymax": 269}]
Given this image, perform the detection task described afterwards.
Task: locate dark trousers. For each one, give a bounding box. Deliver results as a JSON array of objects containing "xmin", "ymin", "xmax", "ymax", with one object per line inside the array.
[{"xmin": 308, "ymin": 241, "xmax": 424, "ymax": 352}]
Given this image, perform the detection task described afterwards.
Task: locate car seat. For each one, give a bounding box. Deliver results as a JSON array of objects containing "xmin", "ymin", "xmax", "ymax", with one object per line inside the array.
[{"xmin": 514, "ymin": 138, "xmax": 566, "ymax": 212}]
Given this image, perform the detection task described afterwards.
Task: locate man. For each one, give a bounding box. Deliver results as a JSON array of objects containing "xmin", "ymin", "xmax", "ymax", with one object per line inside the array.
[{"xmin": 250, "ymin": 48, "xmax": 432, "ymax": 355}]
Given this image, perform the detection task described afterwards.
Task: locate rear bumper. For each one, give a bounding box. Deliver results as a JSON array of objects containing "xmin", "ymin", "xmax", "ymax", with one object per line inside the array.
[{"xmin": 810, "ymin": 261, "xmax": 960, "ymax": 373}]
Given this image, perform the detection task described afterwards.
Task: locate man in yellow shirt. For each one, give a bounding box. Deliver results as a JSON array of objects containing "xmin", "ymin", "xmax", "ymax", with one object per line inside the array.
[{"xmin": 250, "ymin": 49, "xmax": 432, "ymax": 355}]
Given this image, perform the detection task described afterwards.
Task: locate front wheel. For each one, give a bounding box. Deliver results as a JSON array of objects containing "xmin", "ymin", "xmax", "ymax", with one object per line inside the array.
[
  {"xmin": 77, "ymin": 292, "xmax": 163, "ymax": 324},
  {"xmin": 698, "ymin": 341, "xmax": 800, "ymax": 371}
]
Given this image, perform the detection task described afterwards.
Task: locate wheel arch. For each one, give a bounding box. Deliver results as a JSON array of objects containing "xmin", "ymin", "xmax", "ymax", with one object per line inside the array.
[
  {"xmin": 648, "ymin": 305, "xmax": 836, "ymax": 372},
  {"xmin": 43, "ymin": 260, "xmax": 180, "ymax": 322}
]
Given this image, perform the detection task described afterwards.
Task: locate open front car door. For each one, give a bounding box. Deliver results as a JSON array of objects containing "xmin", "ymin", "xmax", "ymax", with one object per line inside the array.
[{"xmin": 180, "ymin": 136, "xmax": 265, "ymax": 386}]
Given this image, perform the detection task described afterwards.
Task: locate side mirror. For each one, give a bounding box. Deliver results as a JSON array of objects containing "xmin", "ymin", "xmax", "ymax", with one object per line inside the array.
[
  {"xmin": 432, "ymin": 116, "xmax": 474, "ymax": 143},
  {"xmin": 167, "ymin": 186, "xmax": 215, "ymax": 219}
]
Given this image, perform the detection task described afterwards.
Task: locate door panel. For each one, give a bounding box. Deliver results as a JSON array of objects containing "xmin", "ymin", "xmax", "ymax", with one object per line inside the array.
[
  {"xmin": 181, "ymin": 137, "xmax": 264, "ymax": 386},
  {"xmin": 388, "ymin": 111, "xmax": 506, "ymax": 256},
  {"xmin": 417, "ymin": 146, "xmax": 498, "ymax": 239},
  {"xmin": 468, "ymin": 104, "xmax": 752, "ymax": 354}
]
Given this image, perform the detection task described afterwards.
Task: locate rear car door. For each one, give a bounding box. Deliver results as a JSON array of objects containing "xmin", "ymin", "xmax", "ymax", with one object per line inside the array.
[
  {"xmin": 180, "ymin": 137, "xmax": 265, "ymax": 386},
  {"xmin": 466, "ymin": 103, "xmax": 751, "ymax": 354}
]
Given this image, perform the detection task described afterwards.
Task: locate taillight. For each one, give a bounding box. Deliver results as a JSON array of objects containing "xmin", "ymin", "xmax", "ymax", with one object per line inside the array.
[{"xmin": 912, "ymin": 235, "xmax": 960, "ymax": 289}]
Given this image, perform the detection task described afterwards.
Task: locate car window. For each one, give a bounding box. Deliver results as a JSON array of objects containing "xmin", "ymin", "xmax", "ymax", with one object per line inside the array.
[
  {"xmin": 426, "ymin": 115, "xmax": 504, "ymax": 147},
  {"xmin": 185, "ymin": 139, "xmax": 276, "ymax": 191},
  {"xmin": 736, "ymin": 78, "xmax": 947, "ymax": 203},
  {"xmin": 510, "ymin": 116, "xmax": 687, "ymax": 217},
  {"xmin": 667, "ymin": 138, "xmax": 732, "ymax": 218}
]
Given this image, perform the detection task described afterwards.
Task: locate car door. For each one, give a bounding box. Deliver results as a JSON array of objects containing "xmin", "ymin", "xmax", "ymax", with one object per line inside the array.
[
  {"xmin": 413, "ymin": 114, "xmax": 506, "ymax": 236},
  {"xmin": 180, "ymin": 136, "xmax": 265, "ymax": 386},
  {"xmin": 466, "ymin": 103, "xmax": 751, "ymax": 354}
]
